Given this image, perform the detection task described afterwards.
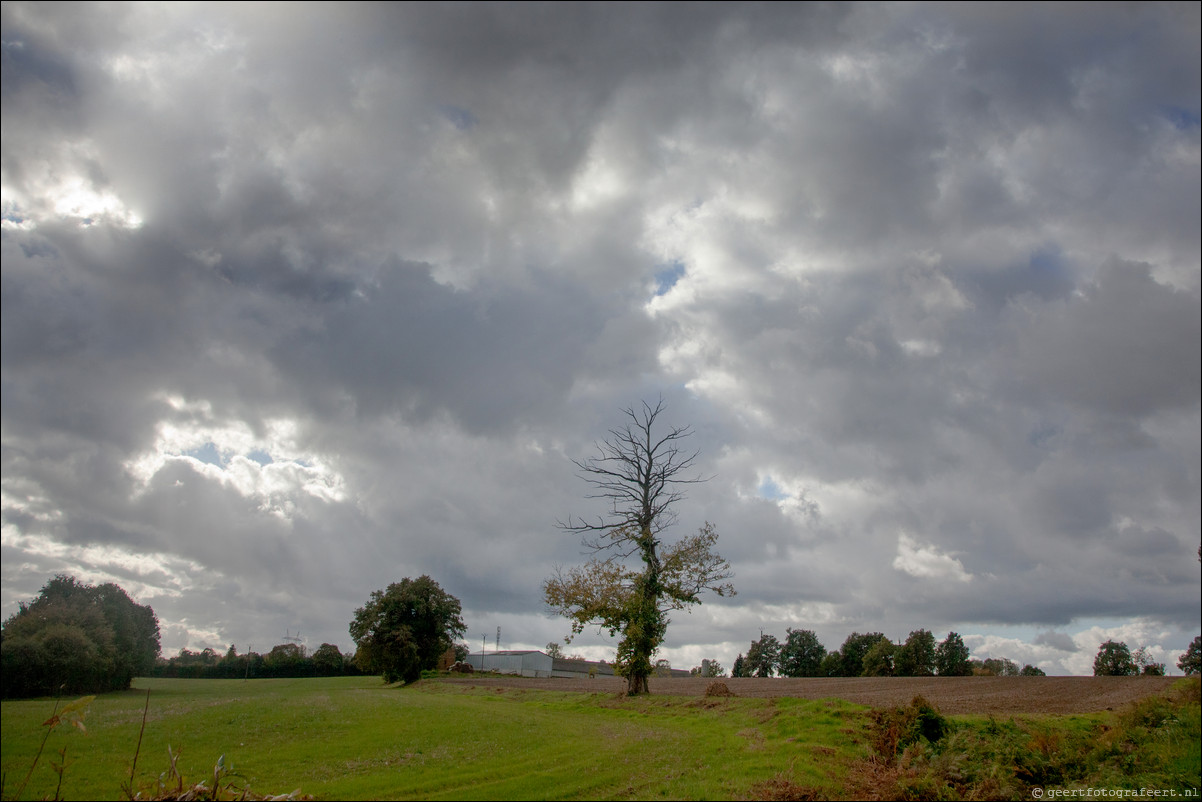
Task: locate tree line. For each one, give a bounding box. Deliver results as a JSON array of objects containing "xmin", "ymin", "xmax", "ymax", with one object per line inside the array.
[
  {"xmin": 725, "ymin": 629, "xmax": 1013, "ymax": 678},
  {"xmin": 715, "ymin": 628, "xmax": 1201, "ymax": 679},
  {"xmin": 148, "ymin": 642, "xmax": 367, "ymax": 679}
]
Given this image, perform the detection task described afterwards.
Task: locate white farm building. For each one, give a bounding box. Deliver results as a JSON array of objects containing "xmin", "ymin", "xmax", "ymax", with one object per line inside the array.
[
  {"xmin": 464, "ymin": 650, "xmax": 618, "ymax": 678},
  {"xmin": 464, "ymin": 650, "xmax": 689, "ymax": 678}
]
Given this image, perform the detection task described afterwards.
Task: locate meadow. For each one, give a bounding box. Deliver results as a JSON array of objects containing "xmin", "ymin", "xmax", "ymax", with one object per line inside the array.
[{"xmin": 1, "ymin": 675, "xmax": 1198, "ymax": 800}]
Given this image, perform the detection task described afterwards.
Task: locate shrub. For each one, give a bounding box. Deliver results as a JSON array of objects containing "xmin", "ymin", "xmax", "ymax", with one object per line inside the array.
[
  {"xmin": 867, "ymin": 695, "xmax": 948, "ymax": 764},
  {"xmin": 2, "ymin": 576, "xmax": 159, "ymax": 698}
]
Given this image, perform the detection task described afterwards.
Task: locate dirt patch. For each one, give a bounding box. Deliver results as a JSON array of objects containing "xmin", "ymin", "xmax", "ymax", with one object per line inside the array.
[{"xmin": 438, "ymin": 675, "xmax": 1178, "ymax": 715}]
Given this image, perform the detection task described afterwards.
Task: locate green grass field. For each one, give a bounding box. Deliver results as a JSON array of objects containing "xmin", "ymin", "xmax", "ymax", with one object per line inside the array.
[
  {"xmin": 2, "ymin": 676, "xmax": 1198, "ymax": 801},
  {"xmin": 1, "ymin": 676, "xmax": 866, "ymax": 800}
]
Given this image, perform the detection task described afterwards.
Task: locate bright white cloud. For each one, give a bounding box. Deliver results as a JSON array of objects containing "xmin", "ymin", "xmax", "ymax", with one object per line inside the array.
[
  {"xmin": 124, "ymin": 397, "xmax": 346, "ymax": 517},
  {"xmin": 893, "ymin": 533, "xmax": 974, "ymax": 583}
]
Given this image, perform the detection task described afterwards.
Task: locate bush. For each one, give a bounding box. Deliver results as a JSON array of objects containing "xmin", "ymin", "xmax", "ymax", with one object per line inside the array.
[
  {"xmin": 870, "ymin": 681, "xmax": 1201, "ymax": 800},
  {"xmin": 868, "ymin": 695, "xmax": 949, "ymax": 764},
  {"xmin": 1, "ymin": 575, "xmax": 159, "ymax": 698}
]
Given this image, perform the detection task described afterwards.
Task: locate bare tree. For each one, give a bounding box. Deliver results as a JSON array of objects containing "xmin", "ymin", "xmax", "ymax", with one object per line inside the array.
[{"xmin": 545, "ymin": 398, "xmax": 734, "ymax": 695}]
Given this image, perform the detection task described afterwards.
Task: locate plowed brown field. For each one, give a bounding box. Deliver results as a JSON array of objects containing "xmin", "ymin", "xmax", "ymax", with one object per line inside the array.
[{"xmin": 440, "ymin": 674, "xmax": 1179, "ymax": 714}]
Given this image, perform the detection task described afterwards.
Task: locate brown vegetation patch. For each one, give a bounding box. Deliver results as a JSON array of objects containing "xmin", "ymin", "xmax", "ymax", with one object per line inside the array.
[{"xmin": 705, "ymin": 680, "xmax": 735, "ymax": 697}]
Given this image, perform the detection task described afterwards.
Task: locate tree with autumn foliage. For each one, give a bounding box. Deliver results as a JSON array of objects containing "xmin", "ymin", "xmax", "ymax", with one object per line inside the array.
[{"xmin": 544, "ymin": 399, "xmax": 735, "ymax": 695}]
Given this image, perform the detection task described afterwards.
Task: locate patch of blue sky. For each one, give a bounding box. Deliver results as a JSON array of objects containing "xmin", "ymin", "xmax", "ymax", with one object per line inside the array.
[
  {"xmin": 1159, "ymin": 104, "xmax": 1200, "ymax": 130},
  {"xmin": 184, "ymin": 442, "xmax": 226, "ymax": 467},
  {"xmin": 653, "ymin": 261, "xmax": 686, "ymax": 296},
  {"xmin": 246, "ymin": 449, "xmax": 274, "ymax": 466},
  {"xmin": 757, "ymin": 476, "xmax": 789, "ymax": 501},
  {"xmin": 440, "ymin": 104, "xmax": 477, "ymax": 131}
]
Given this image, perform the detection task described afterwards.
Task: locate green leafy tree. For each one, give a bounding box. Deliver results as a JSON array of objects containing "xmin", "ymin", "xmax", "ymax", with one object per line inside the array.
[
  {"xmin": 894, "ymin": 629, "xmax": 936, "ymax": 677},
  {"xmin": 1131, "ymin": 647, "xmax": 1165, "ymax": 676},
  {"xmin": 545, "ymin": 642, "xmax": 564, "ymax": 659},
  {"xmin": 1, "ymin": 574, "xmax": 160, "ymax": 698},
  {"xmin": 701, "ymin": 659, "xmax": 726, "ymax": 678},
  {"xmin": 1178, "ymin": 636, "xmax": 1201, "ymax": 675},
  {"xmin": 732, "ymin": 653, "xmax": 749, "ymax": 678},
  {"xmin": 93, "ymin": 582, "xmax": 161, "ymax": 687},
  {"xmin": 746, "ymin": 634, "xmax": 781, "ymax": 677},
  {"xmin": 313, "ymin": 643, "xmax": 344, "ymax": 676},
  {"xmin": 545, "ymin": 400, "xmax": 735, "ymax": 695},
  {"xmin": 979, "ymin": 657, "xmax": 1019, "ymax": 676},
  {"xmin": 837, "ymin": 632, "xmax": 888, "ymax": 677},
  {"xmin": 264, "ymin": 643, "xmax": 308, "ymax": 677},
  {"xmin": 819, "ymin": 650, "xmax": 843, "ymax": 677},
  {"xmin": 349, "ymin": 576, "xmax": 466, "ymax": 684},
  {"xmin": 934, "ymin": 632, "xmax": 972, "ymax": 676},
  {"xmin": 861, "ymin": 638, "xmax": 897, "ymax": 677},
  {"xmin": 1019, "ymin": 664, "xmax": 1046, "ymax": 676},
  {"xmin": 1093, "ymin": 640, "xmax": 1138, "ymax": 676},
  {"xmin": 216, "ymin": 645, "xmax": 246, "ymax": 679},
  {"xmin": 779, "ymin": 628, "xmax": 826, "ymax": 678}
]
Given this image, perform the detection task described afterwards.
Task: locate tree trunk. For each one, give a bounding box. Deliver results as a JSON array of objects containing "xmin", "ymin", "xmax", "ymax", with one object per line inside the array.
[{"xmin": 627, "ymin": 673, "xmax": 650, "ymax": 695}]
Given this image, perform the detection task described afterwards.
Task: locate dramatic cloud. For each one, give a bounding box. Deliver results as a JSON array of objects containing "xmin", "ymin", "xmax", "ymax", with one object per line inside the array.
[{"xmin": 3, "ymin": 2, "xmax": 1198, "ymax": 675}]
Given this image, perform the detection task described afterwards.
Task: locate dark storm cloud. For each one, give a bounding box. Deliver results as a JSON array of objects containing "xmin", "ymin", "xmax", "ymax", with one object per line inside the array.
[
  {"xmin": 1034, "ymin": 631, "xmax": 1079, "ymax": 653},
  {"xmin": 2, "ymin": 2, "xmax": 1198, "ymax": 670},
  {"xmin": 271, "ymin": 261, "xmax": 606, "ymax": 432},
  {"xmin": 1011, "ymin": 259, "xmax": 1201, "ymax": 417}
]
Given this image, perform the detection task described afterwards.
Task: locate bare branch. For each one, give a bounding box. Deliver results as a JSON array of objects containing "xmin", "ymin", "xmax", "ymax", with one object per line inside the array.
[{"xmin": 556, "ymin": 396, "xmax": 708, "ymax": 550}]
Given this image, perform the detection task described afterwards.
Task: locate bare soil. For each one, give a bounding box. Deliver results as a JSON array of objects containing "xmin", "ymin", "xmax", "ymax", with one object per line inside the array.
[{"xmin": 439, "ymin": 674, "xmax": 1180, "ymax": 714}]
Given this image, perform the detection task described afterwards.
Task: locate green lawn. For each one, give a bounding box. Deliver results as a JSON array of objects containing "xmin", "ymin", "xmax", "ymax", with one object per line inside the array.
[
  {"xmin": 0, "ymin": 677, "xmax": 865, "ymax": 800},
  {"xmin": 3, "ymin": 676, "xmax": 1197, "ymax": 801}
]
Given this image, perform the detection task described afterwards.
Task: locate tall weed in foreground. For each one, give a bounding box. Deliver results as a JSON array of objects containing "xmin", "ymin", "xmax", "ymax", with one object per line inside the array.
[{"xmin": 854, "ymin": 677, "xmax": 1201, "ymax": 801}]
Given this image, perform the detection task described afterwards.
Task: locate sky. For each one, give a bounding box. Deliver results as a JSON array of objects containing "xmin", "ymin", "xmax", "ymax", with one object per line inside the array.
[{"xmin": 2, "ymin": 2, "xmax": 1199, "ymax": 677}]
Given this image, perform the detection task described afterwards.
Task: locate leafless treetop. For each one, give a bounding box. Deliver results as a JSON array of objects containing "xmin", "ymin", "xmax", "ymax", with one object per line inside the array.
[{"xmin": 559, "ymin": 397, "xmax": 707, "ymax": 553}]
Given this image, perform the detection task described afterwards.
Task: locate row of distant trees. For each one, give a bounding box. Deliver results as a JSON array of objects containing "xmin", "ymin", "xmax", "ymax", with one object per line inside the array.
[
  {"xmin": 1094, "ymin": 638, "xmax": 1202, "ymax": 677},
  {"xmin": 726, "ymin": 629, "xmax": 1010, "ymax": 678},
  {"xmin": 714, "ymin": 629, "xmax": 1202, "ymax": 679},
  {"xmin": 148, "ymin": 642, "xmax": 368, "ymax": 679}
]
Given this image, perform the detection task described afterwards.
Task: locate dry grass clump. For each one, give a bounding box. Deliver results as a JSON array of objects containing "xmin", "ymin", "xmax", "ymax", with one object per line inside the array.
[{"xmin": 705, "ymin": 680, "xmax": 736, "ymax": 697}]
